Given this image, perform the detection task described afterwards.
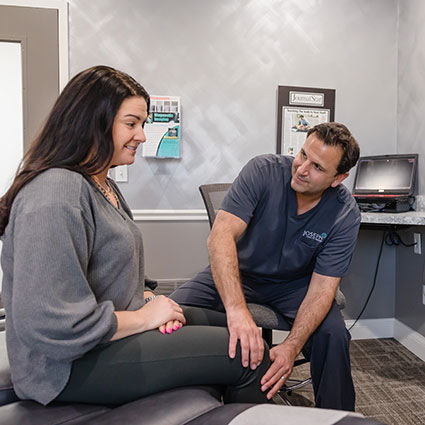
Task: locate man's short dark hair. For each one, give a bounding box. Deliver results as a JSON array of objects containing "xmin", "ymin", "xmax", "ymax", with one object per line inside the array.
[{"xmin": 307, "ymin": 122, "xmax": 360, "ymax": 174}]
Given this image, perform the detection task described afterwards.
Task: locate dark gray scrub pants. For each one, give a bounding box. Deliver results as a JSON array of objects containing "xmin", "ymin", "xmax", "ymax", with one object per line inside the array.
[
  {"xmin": 169, "ymin": 267, "xmax": 355, "ymax": 411},
  {"xmin": 56, "ymin": 306, "xmax": 270, "ymax": 406}
]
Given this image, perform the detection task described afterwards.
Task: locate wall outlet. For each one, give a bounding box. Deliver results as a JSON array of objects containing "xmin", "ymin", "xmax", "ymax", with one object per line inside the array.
[
  {"xmin": 414, "ymin": 233, "xmax": 422, "ymax": 255},
  {"xmin": 115, "ymin": 165, "xmax": 128, "ymax": 182}
]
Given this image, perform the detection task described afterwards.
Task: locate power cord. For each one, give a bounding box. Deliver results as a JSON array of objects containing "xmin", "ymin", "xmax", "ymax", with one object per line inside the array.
[
  {"xmin": 384, "ymin": 231, "xmax": 417, "ymax": 247},
  {"xmin": 348, "ymin": 231, "xmax": 385, "ymax": 331},
  {"xmin": 348, "ymin": 230, "xmax": 418, "ymax": 331}
]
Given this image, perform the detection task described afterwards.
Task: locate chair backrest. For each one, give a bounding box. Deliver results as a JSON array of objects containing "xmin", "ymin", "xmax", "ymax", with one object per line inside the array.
[{"xmin": 199, "ymin": 184, "xmax": 231, "ymax": 229}]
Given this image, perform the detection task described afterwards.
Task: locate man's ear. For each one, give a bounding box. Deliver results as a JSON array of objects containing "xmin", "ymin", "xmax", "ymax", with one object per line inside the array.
[{"xmin": 331, "ymin": 172, "xmax": 349, "ymax": 188}]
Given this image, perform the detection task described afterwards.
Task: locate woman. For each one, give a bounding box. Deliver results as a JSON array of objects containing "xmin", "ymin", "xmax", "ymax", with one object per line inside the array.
[{"xmin": 0, "ymin": 66, "xmax": 270, "ymax": 406}]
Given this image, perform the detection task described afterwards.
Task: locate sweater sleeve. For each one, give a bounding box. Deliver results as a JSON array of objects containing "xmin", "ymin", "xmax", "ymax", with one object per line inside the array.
[{"xmin": 10, "ymin": 202, "xmax": 117, "ymax": 362}]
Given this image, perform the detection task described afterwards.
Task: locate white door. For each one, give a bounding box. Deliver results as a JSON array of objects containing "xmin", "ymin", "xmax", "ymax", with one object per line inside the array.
[
  {"xmin": 0, "ymin": 40, "xmax": 24, "ymax": 288},
  {"xmin": 0, "ymin": 40, "xmax": 24, "ymax": 197}
]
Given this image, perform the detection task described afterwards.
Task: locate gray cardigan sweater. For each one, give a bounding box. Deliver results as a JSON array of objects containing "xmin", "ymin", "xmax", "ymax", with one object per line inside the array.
[{"xmin": 1, "ymin": 168, "xmax": 145, "ymax": 405}]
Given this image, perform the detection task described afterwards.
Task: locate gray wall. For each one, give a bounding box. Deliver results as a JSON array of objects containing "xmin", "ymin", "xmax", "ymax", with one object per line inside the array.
[
  {"xmin": 68, "ymin": 0, "xmax": 398, "ymax": 208},
  {"xmin": 398, "ymin": 0, "xmax": 425, "ymax": 195},
  {"xmin": 66, "ymin": 0, "xmax": 404, "ymax": 321},
  {"xmin": 395, "ymin": 228, "xmax": 425, "ymax": 336},
  {"xmin": 396, "ymin": 0, "xmax": 425, "ymax": 336},
  {"xmin": 140, "ymin": 220, "xmax": 209, "ymax": 280}
]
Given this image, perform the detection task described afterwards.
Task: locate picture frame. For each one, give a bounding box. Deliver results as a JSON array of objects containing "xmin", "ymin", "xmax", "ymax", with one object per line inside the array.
[{"xmin": 276, "ymin": 85, "xmax": 335, "ymax": 155}]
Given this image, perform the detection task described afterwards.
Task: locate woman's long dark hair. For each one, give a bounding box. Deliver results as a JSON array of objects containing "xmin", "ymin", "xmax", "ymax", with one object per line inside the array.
[{"xmin": 0, "ymin": 65, "xmax": 150, "ymax": 235}]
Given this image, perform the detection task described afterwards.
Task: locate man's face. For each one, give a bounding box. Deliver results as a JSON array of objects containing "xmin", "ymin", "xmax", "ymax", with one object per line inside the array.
[{"xmin": 291, "ymin": 133, "xmax": 348, "ymax": 197}]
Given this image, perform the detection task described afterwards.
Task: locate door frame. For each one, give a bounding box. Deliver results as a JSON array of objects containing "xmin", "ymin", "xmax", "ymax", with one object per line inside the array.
[{"xmin": 0, "ymin": 0, "xmax": 69, "ymax": 89}]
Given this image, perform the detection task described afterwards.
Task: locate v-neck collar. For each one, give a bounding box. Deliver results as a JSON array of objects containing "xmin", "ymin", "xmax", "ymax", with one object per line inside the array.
[{"xmin": 289, "ymin": 183, "xmax": 332, "ymax": 219}]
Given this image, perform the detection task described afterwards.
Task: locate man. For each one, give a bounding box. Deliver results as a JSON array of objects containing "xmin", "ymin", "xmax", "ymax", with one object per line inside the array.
[
  {"xmin": 171, "ymin": 122, "xmax": 361, "ymax": 410},
  {"xmin": 297, "ymin": 114, "xmax": 310, "ymax": 131}
]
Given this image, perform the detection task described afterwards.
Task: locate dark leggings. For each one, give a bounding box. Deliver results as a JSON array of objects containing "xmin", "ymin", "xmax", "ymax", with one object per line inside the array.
[
  {"xmin": 170, "ymin": 268, "xmax": 355, "ymax": 411},
  {"xmin": 56, "ymin": 307, "xmax": 270, "ymax": 406}
]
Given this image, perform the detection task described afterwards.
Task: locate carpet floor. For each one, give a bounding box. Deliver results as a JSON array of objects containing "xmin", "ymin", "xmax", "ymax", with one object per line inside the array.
[{"xmin": 279, "ymin": 338, "xmax": 425, "ymax": 425}]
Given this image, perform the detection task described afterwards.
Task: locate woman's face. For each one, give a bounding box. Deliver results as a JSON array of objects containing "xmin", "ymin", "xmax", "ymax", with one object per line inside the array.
[{"xmin": 110, "ymin": 96, "xmax": 148, "ymax": 167}]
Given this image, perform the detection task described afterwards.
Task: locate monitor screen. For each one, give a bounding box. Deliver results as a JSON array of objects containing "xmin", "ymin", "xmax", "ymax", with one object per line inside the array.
[{"xmin": 353, "ymin": 154, "xmax": 418, "ymax": 196}]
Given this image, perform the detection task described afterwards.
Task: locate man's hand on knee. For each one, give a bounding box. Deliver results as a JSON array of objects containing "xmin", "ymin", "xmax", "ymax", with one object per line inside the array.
[
  {"xmin": 260, "ymin": 342, "xmax": 297, "ymax": 399},
  {"xmin": 226, "ymin": 307, "xmax": 264, "ymax": 370}
]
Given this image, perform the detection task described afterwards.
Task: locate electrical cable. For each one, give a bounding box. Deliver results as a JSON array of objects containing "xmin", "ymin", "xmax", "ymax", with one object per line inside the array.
[
  {"xmin": 385, "ymin": 231, "xmax": 417, "ymax": 247},
  {"xmin": 348, "ymin": 229, "xmax": 417, "ymax": 331},
  {"xmin": 348, "ymin": 231, "xmax": 385, "ymax": 331}
]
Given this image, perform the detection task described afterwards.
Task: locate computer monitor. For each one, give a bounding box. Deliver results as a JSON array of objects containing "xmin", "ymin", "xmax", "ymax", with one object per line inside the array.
[{"xmin": 352, "ymin": 154, "xmax": 418, "ymax": 198}]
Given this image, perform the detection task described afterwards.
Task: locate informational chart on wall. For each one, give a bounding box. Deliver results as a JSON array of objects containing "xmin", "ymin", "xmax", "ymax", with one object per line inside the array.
[
  {"xmin": 276, "ymin": 86, "xmax": 335, "ymax": 156},
  {"xmin": 142, "ymin": 95, "xmax": 181, "ymax": 158}
]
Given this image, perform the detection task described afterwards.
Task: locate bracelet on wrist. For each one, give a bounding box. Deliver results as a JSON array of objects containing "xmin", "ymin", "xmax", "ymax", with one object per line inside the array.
[{"xmin": 144, "ymin": 295, "xmax": 157, "ymax": 303}]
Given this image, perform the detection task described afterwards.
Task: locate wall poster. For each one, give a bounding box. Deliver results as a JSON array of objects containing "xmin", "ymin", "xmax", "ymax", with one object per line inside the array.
[
  {"xmin": 142, "ymin": 95, "xmax": 181, "ymax": 158},
  {"xmin": 276, "ymin": 86, "xmax": 335, "ymax": 156}
]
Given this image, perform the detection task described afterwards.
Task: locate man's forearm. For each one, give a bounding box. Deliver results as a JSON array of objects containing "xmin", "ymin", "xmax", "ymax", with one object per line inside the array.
[
  {"xmin": 208, "ymin": 216, "xmax": 265, "ymax": 368},
  {"xmin": 208, "ymin": 230, "xmax": 246, "ymax": 311},
  {"xmin": 284, "ymin": 273, "xmax": 340, "ymax": 354}
]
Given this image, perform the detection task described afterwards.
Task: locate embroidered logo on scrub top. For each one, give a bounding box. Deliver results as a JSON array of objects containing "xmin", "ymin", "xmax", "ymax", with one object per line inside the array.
[{"xmin": 302, "ymin": 230, "xmax": 327, "ymax": 243}]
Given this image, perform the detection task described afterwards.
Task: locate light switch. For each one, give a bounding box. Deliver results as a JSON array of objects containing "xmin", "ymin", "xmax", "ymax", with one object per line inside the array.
[{"xmin": 115, "ymin": 165, "xmax": 128, "ymax": 182}]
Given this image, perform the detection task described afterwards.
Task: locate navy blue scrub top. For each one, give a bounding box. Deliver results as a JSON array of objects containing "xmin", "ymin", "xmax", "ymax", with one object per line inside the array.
[{"xmin": 220, "ymin": 155, "xmax": 361, "ymax": 285}]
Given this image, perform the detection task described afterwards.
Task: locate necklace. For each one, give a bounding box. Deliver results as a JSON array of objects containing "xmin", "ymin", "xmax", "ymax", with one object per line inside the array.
[{"xmin": 91, "ymin": 176, "xmax": 119, "ymax": 207}]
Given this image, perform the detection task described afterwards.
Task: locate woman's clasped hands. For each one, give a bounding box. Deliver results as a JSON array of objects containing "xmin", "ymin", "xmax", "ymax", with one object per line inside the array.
[{"xmin": 141, "ymin": 295, "xmax": 186, "ymax": 335}]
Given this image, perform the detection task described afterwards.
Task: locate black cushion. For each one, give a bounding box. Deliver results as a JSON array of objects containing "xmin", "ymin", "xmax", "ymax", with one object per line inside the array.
[
  {"xmin": 187, "ymin": 402, "xmax": 256, "ymax": 425},
  {"xmin": 0, "ymin": 387, "xmax": 226, "ymax": 425},
  {"xmin": 0, "ymin": 401, "xmax": 111, "ymax": 425},
  {"xmin": 80, "ymin": 387, "xmax": 223, "ymax": 425},
  {"xmin": 0, "ymin": 332, "xmax": 19, "ymax": 406}
]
